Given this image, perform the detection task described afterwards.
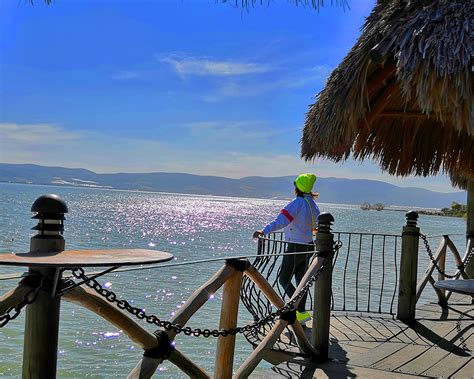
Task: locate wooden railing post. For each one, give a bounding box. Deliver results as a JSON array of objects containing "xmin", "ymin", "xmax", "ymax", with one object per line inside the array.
[
  {"xmin": 214, "ymin": 259, "xmax": 246, "ymax": 379},
  {"xmin": 23, "ymin": 195, "xmax": 68, "ymax": 379},
  {"xmin": 311, "ymin": 212, "xmax": 334, "ymax": 360},
  {"xmin": 397, "ymin": 211, "xmax": 419, "ymax": 323}
]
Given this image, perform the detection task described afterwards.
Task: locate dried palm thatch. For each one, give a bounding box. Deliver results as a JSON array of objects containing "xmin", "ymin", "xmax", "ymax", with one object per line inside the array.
[{"xmin": 302, "ymin": 0, "xmax": 473, "ymax": 188}]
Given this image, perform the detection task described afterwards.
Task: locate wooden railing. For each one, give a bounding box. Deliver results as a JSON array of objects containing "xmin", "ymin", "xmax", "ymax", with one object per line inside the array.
[{"xmin": 416, "ymin": 235, "xmax": 473, "ymax": 305}]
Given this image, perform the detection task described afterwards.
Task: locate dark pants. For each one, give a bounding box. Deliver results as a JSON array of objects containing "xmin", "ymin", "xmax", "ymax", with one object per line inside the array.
[{"xmin": 279, "ymin": 242, "xmax": 314, "ymax": 312}]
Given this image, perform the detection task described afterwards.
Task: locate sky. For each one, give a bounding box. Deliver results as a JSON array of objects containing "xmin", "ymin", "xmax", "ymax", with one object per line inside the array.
[{"xmin": 0, "ymin": 0, "xmax": 462, "ymax": 193}]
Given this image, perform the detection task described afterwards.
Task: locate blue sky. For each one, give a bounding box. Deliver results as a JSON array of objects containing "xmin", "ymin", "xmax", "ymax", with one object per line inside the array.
[{"xmin": 0, "ymin": 0, "xmax": 461, "ymax": 192}]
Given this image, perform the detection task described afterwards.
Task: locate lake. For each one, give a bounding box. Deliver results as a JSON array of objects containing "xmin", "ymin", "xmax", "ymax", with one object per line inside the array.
[{"xmin": 0, "ymin": 183, "xmax": 467, "ymax": 378}]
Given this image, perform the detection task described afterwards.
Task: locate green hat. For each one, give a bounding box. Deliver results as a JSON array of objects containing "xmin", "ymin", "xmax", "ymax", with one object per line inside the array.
[{"xmin": 294, "ymin": 173, "xmax": 317, "ymax": 193}]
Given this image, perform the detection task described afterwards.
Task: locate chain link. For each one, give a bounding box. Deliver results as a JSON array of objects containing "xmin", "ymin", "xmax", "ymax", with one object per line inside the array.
[
  {"xmin": 0, "ymin": 275, "xmax": 46, "ymax": 328},
  {"xmin": 67, "ymin": 254, "xmax": 331, "ymax": 338},
  {"xmin": 456, "ymin": 310, "xmax": 471, "ymax": 353},
  {"xmin": 419, "ymin": 234, "xmax": 464, "ymax": 279}
]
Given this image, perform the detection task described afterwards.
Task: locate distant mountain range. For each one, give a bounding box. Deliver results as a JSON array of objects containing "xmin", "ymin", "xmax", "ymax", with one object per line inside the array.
[{"xmin": 0, "ymin": 163, "xmax": 466, "ymax": 208}]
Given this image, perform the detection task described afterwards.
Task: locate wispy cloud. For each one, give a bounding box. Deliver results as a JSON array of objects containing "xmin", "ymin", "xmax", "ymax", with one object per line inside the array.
[
  {"xmin": 181, "ymin": 121, "xmax": 277, "ymax": 140},
  {"xmin": 202, "ymin": 65, "xmax": 331, "ymax": 101},
  {"xmin": 0, "ymin": 123, "xmax": 81, "ymax": 145},
  {"xmin": 157, "ymin": 53, "xmax": 269, "ymax": 77},
  {"xmin": 111, "ymin": 70, "xmax": 141, "ymax": 80}
]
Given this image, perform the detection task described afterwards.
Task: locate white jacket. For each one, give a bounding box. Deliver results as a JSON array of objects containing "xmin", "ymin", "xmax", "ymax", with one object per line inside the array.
[{"xmin": 262, "ymin": 194, "xmax": 320, "ymax": 244}]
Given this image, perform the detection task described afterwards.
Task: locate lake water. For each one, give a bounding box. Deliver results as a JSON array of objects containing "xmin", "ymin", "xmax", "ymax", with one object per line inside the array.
[{"xmin": 0, "ymin": 183, "xmax": 467, "ymax": 378}]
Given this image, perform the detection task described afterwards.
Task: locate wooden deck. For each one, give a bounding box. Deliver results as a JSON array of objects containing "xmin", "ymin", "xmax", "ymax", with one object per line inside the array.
[{"xmin": 254, "ymin": 293, "xmax": 473, "ymax": 378}]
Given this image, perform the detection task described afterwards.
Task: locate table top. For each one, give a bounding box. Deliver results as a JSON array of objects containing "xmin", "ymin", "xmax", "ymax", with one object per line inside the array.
[
  {"xmin": 434, "ymin": 279, "xmax": 474, "ymax": 296},
  {"xmin": 0, "ymin": 249, "xmax": 174, "ymax": 267}
]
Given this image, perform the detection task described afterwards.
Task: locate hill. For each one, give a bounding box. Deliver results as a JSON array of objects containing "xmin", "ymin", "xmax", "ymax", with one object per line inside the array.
[{"xmin": 0, "ymin": 163, "xmax": 466, "ymax": 208}]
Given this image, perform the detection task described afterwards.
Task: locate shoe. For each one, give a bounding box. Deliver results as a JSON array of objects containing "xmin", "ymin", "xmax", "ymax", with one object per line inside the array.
[{"xmin": 296, "ymin": 310, "xmax": 312, "ymax": 324}]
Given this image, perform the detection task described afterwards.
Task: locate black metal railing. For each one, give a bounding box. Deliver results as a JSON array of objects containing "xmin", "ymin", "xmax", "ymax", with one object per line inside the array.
[
  {"xmin": 241, "ymin": 231, "xmax": 402, "ymax": 323},
  {"xmin": 332, "ymin": 232, "xmax": 401, "ymax": 314}
]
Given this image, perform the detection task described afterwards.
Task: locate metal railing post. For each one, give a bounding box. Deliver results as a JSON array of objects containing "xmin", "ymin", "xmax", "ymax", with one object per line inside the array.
[
  {"xmin": 23, "ymin": 194, "xmax": 68, "ymax": 379},
  {"xmin": 397, "ymin": 211, "xmax": 419, "ymax": 323},
  {"xmin": 312, "ymin": 212, "xmax": 334, "ymax": 360}
]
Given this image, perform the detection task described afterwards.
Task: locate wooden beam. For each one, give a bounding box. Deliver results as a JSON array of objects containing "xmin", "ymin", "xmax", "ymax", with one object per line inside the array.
[
  {"xmin": 366, "ymin": 63, "xmax": 396, "ymax": 98},
  {"xmin": 169, "ymin": 350, "xmax": 210, "ymax": 379},
  {"xmin": 369, "ymin": 39, "xmax": 394, "ymax": 65},
  {"xmin": 128, "ymin": 351, "xmax": 210, "ymax": 379},
  {"xmin": 378, "ymin": 111, "xmax": 428, "ymax": 118},
  {"xmin": 235, "ymin": 257, "xmax": 326, "ymax": 378},
  {"xmin": 0, "ymin": 284, "xmax": 31, "ymax": 315},
  {"xmin": 446, "ymin": 237, "xmax": 471, "ymax": 280},
  {"xmin": 127, "ymin": 264, "xmax": 235, "ymax": 378},
  {"xmin": 64, "ymin": 286, "xmax": 210, "ymax": 379},
  {"xmin": 127, "ymin": 357, "xmax": 160, "ymax": 379},
  {"xmin": 361, "ymin": 80, "xmax": 399, "ymax": 130},
  {"xmin": 214, "ymin": 270, "xmax": 243, "ymax": 379},
  {"xmin": 63, "ymin": 286, "xmax": 157, "ymax": 348},
  {"xmin": 233, "ymin": 319, "xmax": 288, "ymax": 379},
  {"xmin": 167, "ymin": 264, "xmax": 236, "ymax": 340},
  {"xmin": 416, "ymin": 237, "xmax": 447, "ymax": 301},
  {"xmin": 244, "ymin": 265, "xmax": 318, "ymax": 357}
]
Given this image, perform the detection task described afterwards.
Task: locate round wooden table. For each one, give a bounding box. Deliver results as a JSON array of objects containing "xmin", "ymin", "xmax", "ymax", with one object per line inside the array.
[
  {"xmin": 0, "ymin": 248, "xmax": 174, "ymax": 378},
  {"xmin": 0, "ymin": 249, "xmax": 173, "ymax": 267}
]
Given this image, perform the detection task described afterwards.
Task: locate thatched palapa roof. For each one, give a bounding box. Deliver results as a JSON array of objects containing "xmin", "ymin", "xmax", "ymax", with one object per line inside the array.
[{"xmin": 302, "ymin": 0, "xmax": 473, "ymax": 187}]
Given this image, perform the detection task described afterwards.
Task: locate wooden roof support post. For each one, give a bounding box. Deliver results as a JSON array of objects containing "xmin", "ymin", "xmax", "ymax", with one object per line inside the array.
[
  {"xmin": 214, "ymin": 259, "xmax": 247, "ymax": 379},
  {"xmin": 466, "ymin": 180, "xmax": 474, "ymax": 279},
  {"xmin": 397, "ymin": 211, "xmax": 420, "ymax": 323},
  {"xmin": 312, "ymin": 213, "xmax": 335, "ymax": 360}
]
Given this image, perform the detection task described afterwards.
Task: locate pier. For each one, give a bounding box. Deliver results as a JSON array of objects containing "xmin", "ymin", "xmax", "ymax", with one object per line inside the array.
[
  {"xmin": 259, "ymin": 293, "xmax": 472, "ymax": 378},
  {"xmin": 1, "ymin": 196, "xmax": 472, "ymax": 378}
]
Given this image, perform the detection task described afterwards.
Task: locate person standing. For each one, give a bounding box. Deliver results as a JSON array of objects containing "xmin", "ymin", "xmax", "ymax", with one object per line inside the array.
[{"xmin": 253, "ymin": 173, "xmax": 320, "ymax": 324}]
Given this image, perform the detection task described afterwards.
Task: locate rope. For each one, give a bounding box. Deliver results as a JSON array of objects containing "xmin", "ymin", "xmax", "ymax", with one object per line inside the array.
[{"xmin": 0, "ymin": 249, "xmax": 318, "ymax": 281}]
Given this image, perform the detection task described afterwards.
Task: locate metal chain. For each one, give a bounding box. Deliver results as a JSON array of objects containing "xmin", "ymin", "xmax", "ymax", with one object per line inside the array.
[
  {"xmin": 463, "ymin": 242, "xmax": 473, "ymax": 269},
  {"xmin": 0, "ymin": 275, "xmax": 46, "ymax": 328},
  {"xmin": 67, "ymin": 257, "xmax": 328, "ymax": 338},
  {"xmin": 419, "ymin": 234, "xmax": 464, "ymax": 279},
  {"xmin": 456, "ymin": 309, "xmax": 472, "ymax": 353}
]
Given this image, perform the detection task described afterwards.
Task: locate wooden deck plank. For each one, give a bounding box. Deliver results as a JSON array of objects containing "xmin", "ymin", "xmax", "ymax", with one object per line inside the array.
[
  {"xmin": 449, "ymin": 358, "xmax": 473, "ymax": 379},
  {"xmin": 349, "ymin": 342, "xmax": 407, "ymax": 367},
  {"xmin": 329, "ymin": 340, "xmax": 381, "ymax": 362},
  {"xmin": 262, "ymin": 293, "xmax": 472, "ymax": 378},
  {"xmin": 330, "ymin": 314, "xmax": 402, "ymax": 342},
  {"xmin": 395, "ymin": 324, "xmax": 472, "ymax": 376},
  {"xmin": 421, "ymin": 335, "xmax": 473, "ymax": 378},
  {"xmin": 370, "ymin": 321, "xmax": 461, "ymax": 371},
  {"xmin": 260, "ymin": 359, "xmax": 421, "ymax": 378}
]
